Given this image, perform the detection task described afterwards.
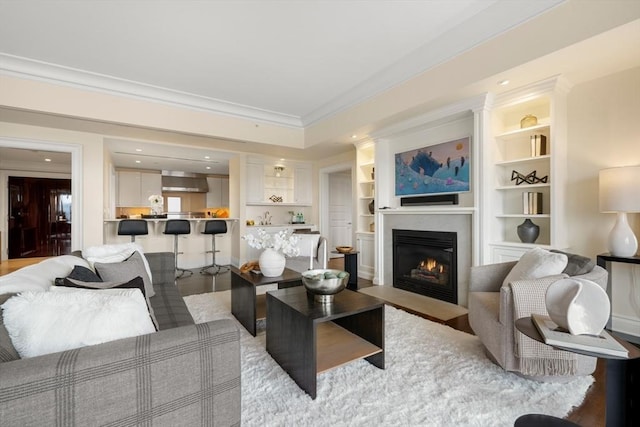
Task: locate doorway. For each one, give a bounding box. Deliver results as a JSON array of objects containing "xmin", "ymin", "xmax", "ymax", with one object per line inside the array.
[
  {"xmin": 319, "ymin": 162, "xmax": 354, "ymax": 260},
  {"xmin": 8, "ymin": 177, "xmax": 72, "ymax": 258}
]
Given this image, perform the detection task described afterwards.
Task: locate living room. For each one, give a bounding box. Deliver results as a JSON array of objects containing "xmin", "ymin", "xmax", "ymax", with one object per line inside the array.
[{"xmin": 1, "ymin": 1, "xmax": 639, "ymax": 425}]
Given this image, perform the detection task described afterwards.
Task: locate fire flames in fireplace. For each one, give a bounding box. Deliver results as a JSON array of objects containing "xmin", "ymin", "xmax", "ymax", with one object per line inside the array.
[{"xmin": 410, "ymin": 257, "xmax": 449, "ymax": 285}]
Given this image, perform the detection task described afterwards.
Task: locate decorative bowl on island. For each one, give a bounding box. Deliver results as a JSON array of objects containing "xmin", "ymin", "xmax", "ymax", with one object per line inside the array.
[
  {"xmin": 301, "ymin": 269, "xmax": 350, "ymax": 303},
  {"xmin": 335, "ymin": 246, "xmax": 353, "ymax": 254}
]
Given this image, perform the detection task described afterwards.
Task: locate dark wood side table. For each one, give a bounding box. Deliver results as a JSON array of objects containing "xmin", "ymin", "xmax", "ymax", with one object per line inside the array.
[
  {"xmin": 331, "ymin": 250, "xmax": 359, "ymax": 290},
  {"xmin": 516, "ymin": 317, "xmax": 640, "ymax": 427},
  {"xmin": 230, "ymin": 266, "xmax": 302, "ymax": 336},
  {"xmin": 596, "ymin": 253, "xmax": 640, "ymax": 343}
]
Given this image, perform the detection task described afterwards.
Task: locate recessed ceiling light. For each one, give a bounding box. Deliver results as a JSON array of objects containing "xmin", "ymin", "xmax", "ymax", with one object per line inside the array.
[
  {"xmin": 44, "ymin": 158, "xmax": 51, "ymax": 162},
  {"xmin": 351, "ymin": 134, "xmax": 358, "ymax": 139},
  {"xmin": 206, "ymin": 166, "xmax": 211, "ymax": 170},
  {"xmin": 204, "ymin": 155, "xmax": 210, "ymax": 159},
  {"xmin": 135, "ymin": 148, "xmax": 142, "ymax": 152},
  {"xmin": 498, "ymin": 79, "xmax": 510, "ymax": 86},
  {"xmin": 135, "ymin": 160, "xmax": 141, "ymax": 164}
]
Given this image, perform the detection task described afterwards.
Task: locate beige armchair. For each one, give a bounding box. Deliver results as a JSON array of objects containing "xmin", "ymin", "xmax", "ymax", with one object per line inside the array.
[{"xmin": 468, "ymin": 259, "xmax": 608, "ymax": 380}]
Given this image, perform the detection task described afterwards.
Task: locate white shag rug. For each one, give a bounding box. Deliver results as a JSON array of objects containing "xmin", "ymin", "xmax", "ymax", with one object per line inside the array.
[{"xmin": 184, "ymin": 291, "xmax": 593, "ymax": 427}]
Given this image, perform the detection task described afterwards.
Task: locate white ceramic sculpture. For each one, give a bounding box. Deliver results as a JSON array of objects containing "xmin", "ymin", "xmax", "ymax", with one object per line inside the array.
[{"xmin": 545, "ymin": 278, "xmax": 610, "ymax": 336}]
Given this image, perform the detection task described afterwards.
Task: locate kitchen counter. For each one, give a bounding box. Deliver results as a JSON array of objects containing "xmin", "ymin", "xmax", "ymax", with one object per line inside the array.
[
  {"xmin": 103, "ymin": 218, "xmax": 238, "ymax": 269},
  {"xmin": 104, "ymin": 217, "xmax": 238, "ymax": 222},
  {"xmin": 245, "ymin": 223, "xmax": 314, "ymax": 228}
]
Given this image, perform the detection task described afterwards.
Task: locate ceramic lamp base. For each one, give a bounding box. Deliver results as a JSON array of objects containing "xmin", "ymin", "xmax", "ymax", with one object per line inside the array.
[{"xmin": 608, "ymin": 212, "xmax": 638, "ymax": 257}]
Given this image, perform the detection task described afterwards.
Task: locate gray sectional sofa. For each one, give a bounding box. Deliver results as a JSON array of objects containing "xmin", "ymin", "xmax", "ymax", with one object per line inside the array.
[{"xmin": 0, "ymin": 252, "xmax": 241, "ymax": 426}]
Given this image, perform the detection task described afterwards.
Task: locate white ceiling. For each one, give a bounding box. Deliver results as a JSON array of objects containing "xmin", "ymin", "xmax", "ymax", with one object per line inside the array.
[
  {"xmin": 0, "ymin": 0, "xmax": 563, "ymax": 124},
  {"xmin": 0, "ymin": 0, "xmax": 638, "ymax": 174}
]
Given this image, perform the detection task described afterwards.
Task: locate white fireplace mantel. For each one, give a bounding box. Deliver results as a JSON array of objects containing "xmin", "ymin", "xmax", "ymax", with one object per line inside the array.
[{"xmin": 376, "ymin": 208, "xmax": 478, "ymax": 307}]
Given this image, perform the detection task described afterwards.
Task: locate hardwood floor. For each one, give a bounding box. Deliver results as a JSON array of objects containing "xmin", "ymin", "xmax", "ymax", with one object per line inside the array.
[{"xmin": 0, "ymin": 256, "xmax": 606, "ymax": 425}]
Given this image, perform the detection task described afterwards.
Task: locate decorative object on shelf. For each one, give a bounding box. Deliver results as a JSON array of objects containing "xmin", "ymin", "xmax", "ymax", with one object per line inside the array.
[
  {"xmin": 301, "ymin": 269, "xmax": 349, "ymax": 303},
  {"xmin": 599, "ymin": 165, "xmax": 640, "ymax": 257},
  {"xmin": 243, "ymin": 228, "xmax": 301, "ymax": 277},
  {"xmin": 274, "ymin": 166, "xmax": 285, "ymax": 177},
  {"xmin": 520, "ymin": 114, "xmax": 538, "ymax": 128},
  {"xmin": 269, "ymin": 195, "xmax": 283, "ymax": 203},
  {"xmin": 529, "ymin": 134, "xmax": 548, "ymax": 156},
  {"xmin": 368, "ymin": 199, "xmax": 375, "ymax": 214},
  {"xmin": 148, "ymin": 194, "xmax": 164, "ymax": 216},
  {"xmin": 517, "ymin": 218, "xmax": 540, "ymax": 243},
  {"xmin": 335, "ymin": 246, "xmax": 353, "ymax": 254},
  {"xmin": 371, "ymin": 167, "xmax": 375, "ymax": 180},
  {"xmin": 511, "ymin": 170, "xmax": 548, "ymax": 185},
  {"xmin": 522, "ymin": 192, "xmax": 543, "ymax": 214},
  {"xmin": 369, "ymin": 222, "xmax": 375, "ymax": 232},
  {"xmin": 545, "ymin": 278, "xmax": 610, "ymax": 335},
  {"xmin": 394, "ymin": 136, "xmax": 470, "ymax": 196}
]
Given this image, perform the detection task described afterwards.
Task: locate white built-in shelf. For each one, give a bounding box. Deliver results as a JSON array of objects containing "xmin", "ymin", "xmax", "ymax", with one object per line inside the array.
[
  {"xmin": 490, "ymin": 241, "xmax": 553, "ymax": 249},
  {"xmin": 496, "ymin": 183, "xmax": 551, "ymax": 191},
  {"xmin": 360, "ymin": 196, "xmax": 374, "ymax": 200},
  {"xmin": 495, "ymin": 214, "xmax": 551, "ymax": 218},
  {"xmin": 495, "ymin": 123, "xmax": 550, "ymax": 140},
  {"xmin": 495, "ymin": 155, "xmax": 550, "ymax": 166}
]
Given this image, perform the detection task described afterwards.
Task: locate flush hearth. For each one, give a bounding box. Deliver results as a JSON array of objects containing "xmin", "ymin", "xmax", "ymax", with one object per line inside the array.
[{"xmin": 392, "ymin": 229, "xmax": 457, "ymax": 304}]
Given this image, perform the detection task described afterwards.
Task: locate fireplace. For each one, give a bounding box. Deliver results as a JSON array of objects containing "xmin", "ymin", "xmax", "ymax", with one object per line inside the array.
[{"xmin": 393, "ymin": 229, "xmax": 457, "ymax": 304}]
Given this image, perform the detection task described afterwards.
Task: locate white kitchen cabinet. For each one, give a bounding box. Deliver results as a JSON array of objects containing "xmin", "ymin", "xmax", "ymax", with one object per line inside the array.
[
  {"xmin": 140, "ymin": 173, "xmax": 162, "ymax": 202},
  {"xmin": 246, "ymin": 157, "xmax": 312, "ymax": 206},
  {"xmin": 206, "ymin": 177, "xmax": 222, "ymax": 207},
  {"xmin": 293, "ymin": 165, "xmax": 312, "ymax": 205},
  {"xmin": 246, "ymin": 160, "xmax": 265, "ymax": 204},
  {"xmin": 221, "ymin": 177, "xmax": 229, "ymax": 207},
  {"xmin": 116, "ymin": 171, "xmax": 161, "ymax": 207},
  {"xmin": 206, "ymin": 176, "xmax": 229, "ymax": 207},
  {"xmin": 117, "ymin": 171, "xmax": 141, "ymax": 207}
]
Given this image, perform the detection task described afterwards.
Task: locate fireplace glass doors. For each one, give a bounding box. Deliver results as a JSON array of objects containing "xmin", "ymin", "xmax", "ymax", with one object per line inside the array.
[{"xmin": 392, "ymin": 229, "xmax": 457, "ymax": 304}]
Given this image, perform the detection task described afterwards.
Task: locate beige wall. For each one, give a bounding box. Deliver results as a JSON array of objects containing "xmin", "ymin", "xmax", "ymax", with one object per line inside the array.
[
  {"xmin": 0, "ymin": 122, "xmax": 105, "ymax": 250},
  {"xmin": 566, "ymin": 66, "xmax": 640, "ymax": 259}
]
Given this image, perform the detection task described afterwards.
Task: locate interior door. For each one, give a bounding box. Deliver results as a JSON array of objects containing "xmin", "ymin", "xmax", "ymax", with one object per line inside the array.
[{"xmin": 328, "ymin": 171, "xmax": 352, "ymax": 256}]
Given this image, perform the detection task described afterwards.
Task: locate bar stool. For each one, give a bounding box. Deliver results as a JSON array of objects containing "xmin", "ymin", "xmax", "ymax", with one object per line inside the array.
[
  {"xmin": 117, "ymin": 219, "xmax": 148, "ymax": 242},
  {"xmin": 163, "ymin": 219, "xmax": 193, "ymax": 278},
  {"xmin": 200, "ymin": 220, "xmax": 229, "ymax": 275}
]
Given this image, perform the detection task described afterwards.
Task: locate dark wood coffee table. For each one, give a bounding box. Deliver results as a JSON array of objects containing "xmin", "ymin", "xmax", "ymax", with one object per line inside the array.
[
  {"xmin": 266, "ymin": 287, "xmax": 385, "ymax": 399},
  {"xmin": 230, "ymin": 266, "xmax": 302, "ymax": 336}
]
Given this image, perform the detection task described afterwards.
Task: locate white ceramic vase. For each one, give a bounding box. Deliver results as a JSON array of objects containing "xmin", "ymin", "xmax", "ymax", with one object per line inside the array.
[
  {"xmin": 259, "ymin": 248, "xmax": 286, "ymax": 277},
  {"xmin": 545, "ymin": 278, "xmax": 610, "ymax": 336}
]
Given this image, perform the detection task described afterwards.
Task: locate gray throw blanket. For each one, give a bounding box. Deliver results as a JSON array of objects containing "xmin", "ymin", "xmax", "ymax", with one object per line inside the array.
[{"xmin": 509, "ymin": 274, "xmax": 577, "ymax": 376}]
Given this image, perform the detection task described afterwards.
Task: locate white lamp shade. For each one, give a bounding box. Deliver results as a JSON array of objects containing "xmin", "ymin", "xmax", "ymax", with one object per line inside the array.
[{"xmin": 599, "ymin": 165, "xmax": 640, "ymax": 212}]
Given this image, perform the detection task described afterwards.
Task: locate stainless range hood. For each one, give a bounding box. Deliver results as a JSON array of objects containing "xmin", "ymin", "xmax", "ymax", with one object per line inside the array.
[{"xmin": 161, "ymin": 170, "xmax": 209, "ymax": 193}]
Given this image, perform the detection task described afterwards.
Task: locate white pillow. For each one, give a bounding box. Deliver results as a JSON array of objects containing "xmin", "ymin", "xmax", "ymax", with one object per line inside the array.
[
  {"xmin": 502, "ymin": 247, "xmax": 568, "ymax": 288},
  {"xmin": 1, "ymin": 288, "xmax": 155, "ymax": 358},
  {"xmin": 83, "ymin": 243, "xmax": 153, "ymax": 286},
  {"xmin": 0, "ymin": 255, "xmax": 91, "ymax": 295}
]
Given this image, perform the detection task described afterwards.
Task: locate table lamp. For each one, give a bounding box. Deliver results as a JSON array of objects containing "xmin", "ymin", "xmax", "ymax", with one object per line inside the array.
[{"xmin": 599, "ymin": 165, "xmax": 640, "ymax": 257}]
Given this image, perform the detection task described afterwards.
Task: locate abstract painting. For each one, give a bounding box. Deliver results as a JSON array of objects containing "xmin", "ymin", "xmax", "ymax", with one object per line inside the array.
[{"xmin": 395, "ymin": 136, "xmax": 470, "ymax": 196}]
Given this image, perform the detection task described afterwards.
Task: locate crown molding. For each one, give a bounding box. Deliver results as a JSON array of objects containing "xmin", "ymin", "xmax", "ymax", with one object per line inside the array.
[{"xmin": 0, "ymin": 53, "xmax": 304, "ymax": 129}]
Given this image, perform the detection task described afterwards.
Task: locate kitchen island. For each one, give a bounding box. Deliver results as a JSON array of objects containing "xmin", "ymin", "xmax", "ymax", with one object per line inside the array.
[{"xmin": 104, "ymin": 217, "xmax": 238, "ymax": 269}]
